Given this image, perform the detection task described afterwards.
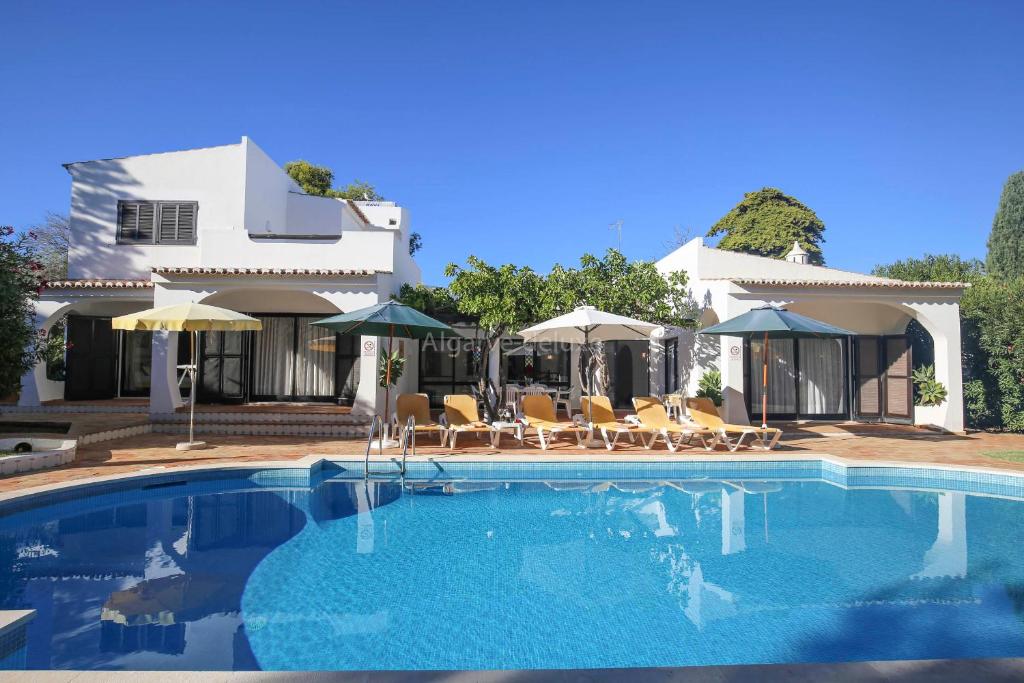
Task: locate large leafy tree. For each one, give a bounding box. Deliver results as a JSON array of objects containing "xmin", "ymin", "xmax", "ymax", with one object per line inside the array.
[
  {"xmin": 442, "ymin": 257, "xmax": 547, "ymax": 420},
  {"xmin": 987, "ymin": 171, "xmax": 1024, "ymax": 279},
  {"xmin": 708, "ymin": 187, "xmax": 826, "ymax": 265},
  {"xmin": 872, "ymin": 253, "xmax": 1024, "ymax": 431},
  {"xmin": 542, "ymin": 249, "xmax": 695, "ymax": 393},
  {"xmin": 0, "ymin": 225, "xmax": 44, "ymax": 397},
  {"xmin": 541, "ymin": 249, "xmax": 693, "ymax": 325}
]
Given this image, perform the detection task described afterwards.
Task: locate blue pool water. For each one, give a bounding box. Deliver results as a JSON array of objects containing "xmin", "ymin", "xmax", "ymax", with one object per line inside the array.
[{"xmin": 3, "ymin": 464, "xmax": 1024, "ymax": 670}]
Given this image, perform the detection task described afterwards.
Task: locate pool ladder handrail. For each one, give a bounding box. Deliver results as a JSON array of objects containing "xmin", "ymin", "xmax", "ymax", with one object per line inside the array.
[{"xmin": 363, "ymin": 414, "xmax": 414, "ymax": 478}]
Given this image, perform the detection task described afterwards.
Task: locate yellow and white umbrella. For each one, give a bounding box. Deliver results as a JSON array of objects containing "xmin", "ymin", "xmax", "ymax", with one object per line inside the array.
[{"xmin": 112, "ymin": 303, "xmax": 262, "ymax": 450}]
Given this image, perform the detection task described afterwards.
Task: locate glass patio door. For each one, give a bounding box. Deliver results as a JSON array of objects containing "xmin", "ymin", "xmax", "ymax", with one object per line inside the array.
[{"xmin": 251, "ymin": 316, "xmax": 336, "ymax": 401}]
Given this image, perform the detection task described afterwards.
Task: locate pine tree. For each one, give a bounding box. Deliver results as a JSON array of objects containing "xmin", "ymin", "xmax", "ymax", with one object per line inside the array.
[
  {"xmin": 987, "ymin": 171, "xmax": 1024, "ymax": 279},
  {"xmin": 707, "ymin": 188, "xmax": 826, "ymax": 265}
]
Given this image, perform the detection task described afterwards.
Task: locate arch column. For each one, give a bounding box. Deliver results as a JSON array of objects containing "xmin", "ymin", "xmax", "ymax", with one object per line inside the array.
[
  {"xmin": 907, "ymin": 302, "xmax": 964, "ymax": 433},
  {"xmin": 18, "ymin": 300, "xmax": 74, "ymax": 406}
]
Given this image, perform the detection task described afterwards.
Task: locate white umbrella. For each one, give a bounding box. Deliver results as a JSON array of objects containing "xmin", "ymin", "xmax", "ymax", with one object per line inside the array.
[{"xmin": 518, "ymin": 305, "xmax": 660, "ymax": 422}]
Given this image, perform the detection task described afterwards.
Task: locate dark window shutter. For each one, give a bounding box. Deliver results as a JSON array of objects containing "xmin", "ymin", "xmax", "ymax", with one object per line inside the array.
[
  {"xmin": 120, "ymin": 203, "xmax": 138, "ymax": 239},
  {"xmin": 176, "ymin": 203, "xmax": 196, "ymax": 242},
  {"xmin": 159, "ymin": 203, "xmax": 179, "ymax": 242},
  {"xmin": 157, "ymin": 202, "xmax": 196, "ymax": 243},
  {"xmin": 137, "ymin": 203, "xmax": 155, "ymax": 241},
  {"xmin": 119, "ymin": 202, "xmax": 155, "ymax": 241}
]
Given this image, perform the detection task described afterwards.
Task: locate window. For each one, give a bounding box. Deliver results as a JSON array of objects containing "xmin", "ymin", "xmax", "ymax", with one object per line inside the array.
[{"xmin": 118, "ymin": 201, "xmax": 197, "ymax": 244}]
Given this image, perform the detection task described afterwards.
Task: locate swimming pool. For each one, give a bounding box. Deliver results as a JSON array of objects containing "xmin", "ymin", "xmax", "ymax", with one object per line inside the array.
[{"xmin": 2, "ymin": 460, "xmax": 1024, "ymax": 671}]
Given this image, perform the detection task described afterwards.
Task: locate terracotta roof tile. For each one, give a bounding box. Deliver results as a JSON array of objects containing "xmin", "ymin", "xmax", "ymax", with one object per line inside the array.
[
  {"xmin": 43, "ymin": 279, "xmax": 153, "ymax": 289},
  {"xmin": 723, "ymin": 277, "xmax": 968, "ymax": 289},
  {"xmin": 152, "ymin": 267, "xmax": 385, "ymax": 277}
]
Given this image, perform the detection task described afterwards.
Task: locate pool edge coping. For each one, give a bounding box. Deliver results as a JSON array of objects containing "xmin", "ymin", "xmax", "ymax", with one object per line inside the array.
[{"xmin": 3, "ymin": 451, "xmax": 1024, "ymax": 509}]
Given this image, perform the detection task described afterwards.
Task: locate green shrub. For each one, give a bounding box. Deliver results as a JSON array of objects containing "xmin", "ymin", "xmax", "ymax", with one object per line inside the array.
[
  {"xmin": 912, "ymin": 365, "xmax": 947, "ymax": 406},
  {"xmin": 696, "ymin": 369, "xmax": 723, "ymax": 406}
]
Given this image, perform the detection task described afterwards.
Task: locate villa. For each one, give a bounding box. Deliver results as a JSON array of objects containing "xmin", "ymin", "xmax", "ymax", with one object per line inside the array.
[{"xmin": 18, "ymin": 138, "xmax": 966, "ymax": 434}]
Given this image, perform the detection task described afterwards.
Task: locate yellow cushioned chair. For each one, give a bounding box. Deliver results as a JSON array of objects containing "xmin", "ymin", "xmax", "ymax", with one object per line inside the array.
[
  {"xmin": 521, "ymin": 395, "xmax": 588, "ymax": 450},
  {"xmin": 685, "ymin": 397, "xmax": 783, "ymax": 451},
  {"xmin": 581, "ymin": 395, "xmax": 651, "ymax": 450},
  {"xmin": 443, "ymin": 394, "xmax": 497, "ymax": 450},
  {"xmin": 395, "ymin": 393, "xmax": 447, "ymax": 448},
  {"xmin": 632, "ymin": 396, "xmax": 717, "ymax": 452}
]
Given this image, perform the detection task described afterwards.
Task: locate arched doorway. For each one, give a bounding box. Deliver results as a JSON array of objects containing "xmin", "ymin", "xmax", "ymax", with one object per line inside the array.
[{"xmin": 613, "ymin": 346, "xmax": 634, "ymax": 408}]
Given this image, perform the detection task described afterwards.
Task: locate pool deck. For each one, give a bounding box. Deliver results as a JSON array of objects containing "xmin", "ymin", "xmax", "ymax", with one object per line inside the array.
[
  {"xmin": 2, "ymin": 421, "xmax": 1024, "ymax": 496},
  {"xmin": 4, "ymin": 657, "xmax": 1024, "ymax": 681}
]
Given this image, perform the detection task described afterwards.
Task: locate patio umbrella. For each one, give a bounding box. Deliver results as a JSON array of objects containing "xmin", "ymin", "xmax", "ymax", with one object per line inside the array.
[
  {"xmin": 312, "ymin": 300, "xmax": 453, "ymax": 446},
  {"xmin": 699, "ymin": 305, "xmax": 853, "ymax": 430},
  {"xmin": 517, "ymin": 305, "xmax": 660, "ymax": 422},
  {"xmin": 112, "ymin": 303, "xmax": 263, "ymax": 451}
]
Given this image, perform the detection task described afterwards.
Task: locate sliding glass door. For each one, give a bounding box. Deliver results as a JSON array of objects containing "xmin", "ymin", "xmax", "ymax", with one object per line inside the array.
[
  {"xmin": 745, "ymin": 337, "xmax": 848, "ymax": 420},
  {"xmin": 251, "ymin": 316, "xmax": 336, "ymax": 401}
]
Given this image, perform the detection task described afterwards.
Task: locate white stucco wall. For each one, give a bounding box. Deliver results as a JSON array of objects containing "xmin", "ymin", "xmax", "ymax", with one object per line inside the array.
[
  {"xmin": 241, "ymin": 138, "xmax": 296, "ymax": 235},
  {"xmin": 66, "ymin": 142, "xmax": 246, "ymax": 280}
]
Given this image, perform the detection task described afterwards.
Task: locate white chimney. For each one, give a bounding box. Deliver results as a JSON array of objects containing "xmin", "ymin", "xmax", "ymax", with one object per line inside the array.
[{"xmin": 785, "ymin": 241, "xmax": 809, "ymax": 265}]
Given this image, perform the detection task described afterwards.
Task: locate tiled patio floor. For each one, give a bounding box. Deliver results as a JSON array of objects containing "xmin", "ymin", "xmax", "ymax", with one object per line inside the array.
[{"xmin": 2, "ymin": 423, "xmax": 1024, "ymax": 495}]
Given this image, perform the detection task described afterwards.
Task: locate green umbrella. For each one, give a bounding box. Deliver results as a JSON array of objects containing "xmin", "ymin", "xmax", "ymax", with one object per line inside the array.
[
  {"xmin": 699, "ymin": 305, "xmax": 854, "ymax": 429},
  {"xmin": 312, "ymin": 301, "xmax": 453, "ymax": 436}
]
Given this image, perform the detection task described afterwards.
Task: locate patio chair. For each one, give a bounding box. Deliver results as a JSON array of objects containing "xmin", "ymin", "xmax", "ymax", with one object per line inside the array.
[
  {"xmin": 394, "ymin": 393, "xmax": 447, "ymax": 447},
  {"xmin": 553, "ymin": 387, "xmax": 572, "ymax": 419},
  {"xmin": 632, "ymin": 397, "xmax": 717, "ymax": 452},
  {"xmin": 443, "ymin": 394, "xmax": 497, "ymax": 450},
  {"xmin": 521, "ymin": 395, "xmax": 589, "ymax": 450},
  {"xmin": 503, "ymin": 384, "xmax": 522, "ymax": 417},
  {"xmin": 662, "ymin": 393, "xmax": 685, "ymax": 422},
  {"xmin": 581, "ymin": 395, "xmax": 651, "ymax": 450},
  {"xmin": 685, "ymin": 397, "xmax": 783, "ymax": 451}
]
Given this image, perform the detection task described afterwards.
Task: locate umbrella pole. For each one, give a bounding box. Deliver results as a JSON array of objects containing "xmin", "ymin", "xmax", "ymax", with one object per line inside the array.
[
  {"xmin": 761, "ymin": 331, "xmax": 769, "ymax": 430},
  {"xmin": 585, "ymin": 328, "xmax": 592, "ymax": 423},
  {"xmin": 384, "ymin": 324, "xmax": 394, "ymax": 437}
]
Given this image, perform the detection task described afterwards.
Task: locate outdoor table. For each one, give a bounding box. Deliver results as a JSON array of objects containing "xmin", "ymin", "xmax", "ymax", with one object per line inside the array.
[{"xmin": 490, "ymin": 420, "xmax": 525, "ymax": 448}]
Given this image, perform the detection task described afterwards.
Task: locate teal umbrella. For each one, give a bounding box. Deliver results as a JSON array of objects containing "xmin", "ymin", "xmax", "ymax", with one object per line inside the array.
[
  {"xmin": 699, "ymin": 305, "xmax": 854, "ymax": 429},
  {"xmin": 312, "ymin": 301, "xmax": 453, "ymax": 432}
]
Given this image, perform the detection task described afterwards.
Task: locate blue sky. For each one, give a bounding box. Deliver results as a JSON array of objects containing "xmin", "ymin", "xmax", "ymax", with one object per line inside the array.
[{"xmin": 2, "ymin": 1, "xmax": 1021, "ymax": 284}]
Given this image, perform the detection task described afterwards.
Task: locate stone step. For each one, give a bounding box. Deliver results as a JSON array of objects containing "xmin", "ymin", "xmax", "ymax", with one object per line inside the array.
[
  {"xmin": 151, "ymin": 412, "xmax": 371, "ymax": 426},
  {"xmin": 152, "ymin": 423, "xmax": 370, "ymax": 438}
]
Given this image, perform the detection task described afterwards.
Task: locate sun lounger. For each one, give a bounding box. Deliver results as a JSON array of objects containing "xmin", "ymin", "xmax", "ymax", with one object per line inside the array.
[
  {"xmin": 685, "ymin": 397, "xmax": 783, "ymax": 451},
  {"xmin": 521, "ymin": 395, "xmax": 589, "ymax": 450},
  {"xmin": 443, "ymin": 394, "xmax": 498, "ymax": 450},
  {"xmin": 395, "ymin": 393, "xmax": 447, "ymax": 447},
  {"xmin": 632, "ymin": 397, "xmax": 717, "ymax": 452},
  {"xmin": 581, "ymin": 395, "xmax": 651, "ymax": 450}
]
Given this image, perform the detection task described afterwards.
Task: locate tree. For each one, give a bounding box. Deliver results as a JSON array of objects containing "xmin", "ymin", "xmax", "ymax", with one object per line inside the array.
[
  {"xmin": 707, "ymin": 188, "xmax": 826, "ymax": 264},
  {"xmin": 542, "ymin": 249, "xmax": 696, "ymax": 393},
  {"xmin": 396, "ymin": 283, "xmax": 460, "ymax": 319},
  {"xmin": 0, "ymin": 226, "xmax": 44, "ymax": 397},
  {"xmin": 284, "ymin": 160, "xmax": 385, "ymax": 201},
  {"xmin": 872, "ymin": 253, "xmax": 985, "ymax": 284},
  {"xmin": 28, "ymin": 212, "xmax": 70, "ymax": 281},
  {"xmin": 442, "ymin": 257, "xmax": 547, "ymax": 420},
  {"xmin": 408, "ymin": 232, "xmax": 423, "ymax": 257},
  {"xmin": 987, "ymin": 171, "xmax": 1024, "ymax": 279},
  {"xmin": 283, "ymin": 160, "xmax": 334, "ymax": 196}
]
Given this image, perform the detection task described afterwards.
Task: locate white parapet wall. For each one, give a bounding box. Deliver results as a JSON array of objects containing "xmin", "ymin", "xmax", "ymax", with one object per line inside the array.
[{"xmin": 0, "ymin": 439, "xmax": 77, "ymax": 475}]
